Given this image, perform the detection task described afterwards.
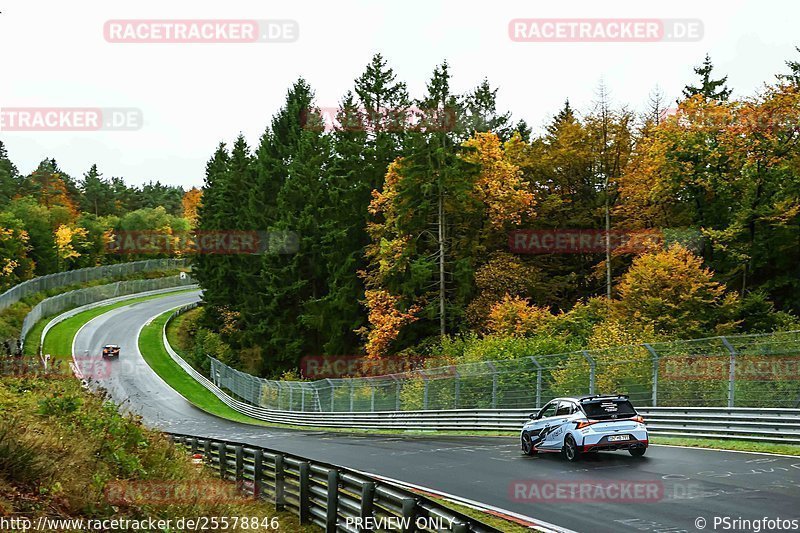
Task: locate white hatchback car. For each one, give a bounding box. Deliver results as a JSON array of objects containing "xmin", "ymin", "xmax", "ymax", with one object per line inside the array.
[{"xmin": 520, "ymin": 395, "xmax": 648, "ymax": 462}]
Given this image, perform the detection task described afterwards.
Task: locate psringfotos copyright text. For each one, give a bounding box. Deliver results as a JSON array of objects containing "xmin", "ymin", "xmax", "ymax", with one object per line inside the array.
[{"xmin": 695, "ymin": 516, "xmax": 799, "ymax": 532}]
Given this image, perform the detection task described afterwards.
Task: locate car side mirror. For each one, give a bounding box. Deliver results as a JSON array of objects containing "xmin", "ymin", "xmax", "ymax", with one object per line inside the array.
[{"xmin": 528, "ymin": 413, "xmax": 536, "ymax": 420}]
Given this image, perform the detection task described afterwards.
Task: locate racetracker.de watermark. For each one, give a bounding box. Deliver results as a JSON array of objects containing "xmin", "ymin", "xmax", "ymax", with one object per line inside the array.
[
  {"xmin": 105, "ymin": 480, "xmax": 251, "ymax": 505},
  {"xmin": 509, "ymin": 19, "xmax": 703, "ymax": 42},
  {"xmin": 104, "ymin": 19, "xmax": 298, "ymax": 43},
  {"xmin": 305, "ymin": 106, "xmax": 458, "ymax": 133},
  {"xmin": 1, "ymin": 355, "xmax": 111, "ymax": 381},
  {"xmin": 107, "ymin": 230, "xmax": 299, "ymax": 255},
  {"xmin": 0, "ymin": 108, "xmax": 142, "ymax": 131},
  {"xmin": 660, "ymin": 356, "xmax": 800, "ymax": 381},
  {"xmin": 509, "ymin": 229, "xmax": 663, "ymax": 255},
  {"xmin": 300, "ymin": 354, "xmax": 426, "ymax": 379},
  {"xmin": 509, "ymin": 479, "xmax": 664, "ymax": 503}
]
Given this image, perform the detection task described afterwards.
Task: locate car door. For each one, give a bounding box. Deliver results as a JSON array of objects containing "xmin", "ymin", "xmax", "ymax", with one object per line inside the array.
[
  {"xmin": 528, "ymin": 401, "xmax": 558, "ymax": 445},
  {"xmin": 541, "ymin": 401, "xmax": 576, "ymax": 449}
]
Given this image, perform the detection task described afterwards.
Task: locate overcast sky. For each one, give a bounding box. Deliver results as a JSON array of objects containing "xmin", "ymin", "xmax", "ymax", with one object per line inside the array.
[{"xmin": 1, "ymin": 0, "xmax": 798, "ymax": 189}]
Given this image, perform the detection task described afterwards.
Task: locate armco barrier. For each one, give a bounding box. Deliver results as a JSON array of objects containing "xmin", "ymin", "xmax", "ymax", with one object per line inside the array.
[
  {"xmin": 167, "ymin": 432, "xmax": 511, "ymax": 533},
  {"xmin": 163, "ymin": 305, "xmax": 800, "ymax": 444}
]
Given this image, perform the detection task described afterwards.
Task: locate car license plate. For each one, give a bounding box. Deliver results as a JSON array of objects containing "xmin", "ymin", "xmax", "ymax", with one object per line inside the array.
[{"xmin": 608, "ymin": 435, "xmax": 630, "ymax": 442}]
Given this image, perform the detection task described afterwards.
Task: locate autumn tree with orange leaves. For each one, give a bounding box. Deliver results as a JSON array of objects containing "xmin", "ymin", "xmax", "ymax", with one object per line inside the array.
[{"xmin": 182, "ymin": 187, "xmax": 203, "ymax": 227}]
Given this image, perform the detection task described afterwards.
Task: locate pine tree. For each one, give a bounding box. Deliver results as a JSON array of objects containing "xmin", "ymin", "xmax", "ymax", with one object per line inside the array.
[
  {"xmin": 80, "ymin": 164, "xmax": 113, "ymax": 216},
  {"xmin": 513, "ymin": 119, "xmax": 532, "ymax": 142},
  {"xmin": 307, "ymin": 56, "xmax": 412, "ymax": 356},
  {"xmin": 193, "ymin": 143, "xmax": 230, "ymax": 313},
  {"xmin": 777, "ymin": 47, "xmax": 800, "ymax": 86},
  {"xmin": 462, "ymin": 78, "xmax": 512, "ymax": 140},
  {"xmin": 682, "ymin": 54, "xmax": 732, "ymax": 101},
  {"xmin": 0, "ymin": 141, "xmax": 20, "ymax": 207},
  {"xmin": 311, "ymin": 93, "xmax": 371, "ymax": 355},
  {"xmin": 547, "ymin": 99, "xmax": 577, "ymax": 137},
  {"xmin": 256, "ymin": 110, "xmax": 332, "ymax": 370}
]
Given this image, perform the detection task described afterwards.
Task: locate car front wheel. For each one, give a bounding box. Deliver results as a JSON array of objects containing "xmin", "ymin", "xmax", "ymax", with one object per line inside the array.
[
  {"xmin": 521, "ymin": 432, "xmax": 538, "ymax": 456},
  {"xmin": 562, "ymin": 435, "xmax": 580, "ymax": 462}
]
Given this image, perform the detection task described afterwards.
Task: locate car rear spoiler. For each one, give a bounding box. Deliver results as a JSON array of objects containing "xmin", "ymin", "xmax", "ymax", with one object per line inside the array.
[{"xmin": 579, "ymin": 394, "xmax": 629, "ymax": 402}]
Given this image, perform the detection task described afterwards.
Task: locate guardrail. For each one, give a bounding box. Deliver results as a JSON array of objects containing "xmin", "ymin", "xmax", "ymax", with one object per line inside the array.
[
  {"xmin": 167, "ymin": 432, "xmax": 507, "ymax": 533},
  {"xmin": 162, "ymin": 305, "xmax": 800, "ymax": 444}
]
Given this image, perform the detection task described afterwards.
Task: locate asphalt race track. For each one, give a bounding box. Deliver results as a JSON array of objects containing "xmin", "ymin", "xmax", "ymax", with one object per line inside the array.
[{"xmin": 73, "ymin": 291, "xmax": 800, "ymax": 533}]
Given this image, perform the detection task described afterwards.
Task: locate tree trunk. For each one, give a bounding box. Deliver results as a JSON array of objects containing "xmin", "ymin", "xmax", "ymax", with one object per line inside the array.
[{"xmin": 438, "ymin": 186, "xmax": 446, "ymax": 337}]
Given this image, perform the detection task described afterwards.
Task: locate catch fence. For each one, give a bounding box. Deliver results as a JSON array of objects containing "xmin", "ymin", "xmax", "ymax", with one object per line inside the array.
[{"xmin": 197, "ymin": 315, "xmax": 800, "ymax": 410}]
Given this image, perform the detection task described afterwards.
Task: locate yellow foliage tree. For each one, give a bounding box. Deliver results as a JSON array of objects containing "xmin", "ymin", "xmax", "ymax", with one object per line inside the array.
[
  {"xmin": 613, "ymin": 244, "xmax": 739, "ymax": 337},
  {"xmin": 462, "ymin": 132, "xmax": 535, "ymax": 235},
  {"xmin": 182, "ymin": 187, "xmax": 203, "ymax": 227},
  {"xmin": 54, "ymin": 224, "xmax": 89, "ymax": 269},
  {"xmin": 485, "ymin": 295, "xmax": 554, "ymax": 337}
]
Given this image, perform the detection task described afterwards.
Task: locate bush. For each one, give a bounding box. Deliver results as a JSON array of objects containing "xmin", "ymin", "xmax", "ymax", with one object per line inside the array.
[{"xmin": 613, "ymin": 244, "xmax": 740, "ymax": 338}]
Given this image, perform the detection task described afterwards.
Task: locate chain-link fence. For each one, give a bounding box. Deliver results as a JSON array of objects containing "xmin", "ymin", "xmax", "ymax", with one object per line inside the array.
[
  {"xmin": 20, "ymin": 274, "xmax": 196, "ymax": 349},
  {"xmin": 0, "ymin": 259, "xmax": 188, "ymax": 312},
  {"xmin": 207, "ymin": 330, "xmax": 800, "ymax": 410}
]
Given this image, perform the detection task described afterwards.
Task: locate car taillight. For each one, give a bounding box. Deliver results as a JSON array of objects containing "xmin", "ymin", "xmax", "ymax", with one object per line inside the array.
[
  {"xmin": 575, "ymin": 420, "xmax": 595, "ymax": 429},
  {"xmin": 632, "ymin": 415, "xmax": 645, "ymax": 424}
]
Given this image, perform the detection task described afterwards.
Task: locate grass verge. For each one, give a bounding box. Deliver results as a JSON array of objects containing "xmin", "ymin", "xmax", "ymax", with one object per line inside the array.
[
  {"xmin": 429, "ymin": 496, "xmax": 531, "ymax": 532},
  {"xmin": 165, "ymin": 305, "xmax": 201, "ymax": 357},
  {"xmin": 651, "ymin": 436, "xmax": 800, "ymax": 456},
  {"xmin": 41, "ymin": 289, "xmax": 197, "ymax": 361},
  {"xmin": 138, "ymin": 310, "xmax": 269, "ymax": 425}
]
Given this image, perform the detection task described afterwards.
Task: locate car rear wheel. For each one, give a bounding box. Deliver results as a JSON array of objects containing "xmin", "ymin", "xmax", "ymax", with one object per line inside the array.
[
  {"xmin": 562, "ymin": 435, "xmax": 580, "ymax": 462},
  {"xmin": 629, "ymin": 446, "xmax": 646, "ymax": 457},
  {"xmin": 521, "ymin": 432, "xmax": 538, "ymax": 456}
]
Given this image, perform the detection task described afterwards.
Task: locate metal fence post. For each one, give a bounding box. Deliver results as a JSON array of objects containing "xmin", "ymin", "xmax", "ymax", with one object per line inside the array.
[
  {"xmin": 400, "ymin": 498, "xmax": 415, "ymax": 533},
  {"xmin": 326, "ymin": 469, "xmax": 339, "ymax": 532},
  {"xmin": 486, "ymin": 362, "xmax": 498, "ymax": 408},
  {"xmin": 325, "ymin": 379, "xmax": 335, "ymax": 412},
  {"xmin": 274, "ymin": 454, "xmax": 286, "ymax": 511},
  {"xmin": 349, "ymin": 380, "xmax": 355, "ymax": 411},
  {"xmin": 218, "ymin": 442, "xmax": 227, "ymax": 479},
  {"xmin": 393, "ymin": 377, "xmax": 401, "ymax": 411},
  {"xmin": 370, "ymin": 383, "xmax": 375, "ymax": 412},
  {"xmin": 422, "ymin": 372, "xmax": 429, "ymax": 410},
  {"xmin": 721, "ymin": 336, "xmax": 737, "ymax": 408},
  {"xmin": 360, "ymin": 481, "xmax": 375, "ymax": 531},
  {"xmin": 643, "ymin": 343, "xmax": 659, "ymax": 407},
  {"xmin": 582, "ymin": 351, "xmax": 595, "ymax": 395},
  {"xmin": 301, "ymin": 385, "xmax": 306, "ymax": 412},
  {"xmin": 529, "ymin": 356, "xmax": 542, "ymax": 408},
  {"xmin": 298, "ymin": 462, "xmax": 311, "ymax": 524},
  {"xmin": 253, "ymin": 449, "xmax": 263, "ymax": 499},
  {"xmin": 454, "ymin": 369, "xmax": 460, "ymax": 409},
  {"xmin": 235, "ymin": 445, "xmax": 244, "ymax": 483}
]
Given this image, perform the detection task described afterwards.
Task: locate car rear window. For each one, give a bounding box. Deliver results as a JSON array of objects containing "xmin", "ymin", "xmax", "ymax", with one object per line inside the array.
[{"xmin": 581, "ymin": 399, "xmax": 636, "ymax": 419}]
